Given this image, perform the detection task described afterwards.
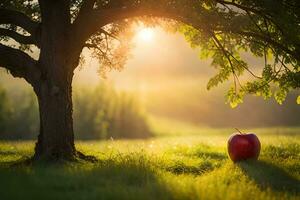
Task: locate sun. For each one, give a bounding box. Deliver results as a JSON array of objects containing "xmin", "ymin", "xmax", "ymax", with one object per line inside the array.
[{"xmin": 136, "ymin": 28, "xmax": 155, "ymax": 42}]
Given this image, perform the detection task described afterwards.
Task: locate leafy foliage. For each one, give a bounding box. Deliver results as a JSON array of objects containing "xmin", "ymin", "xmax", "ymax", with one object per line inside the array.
[
  {"xmin": 1, "ymin": 0, "xmax": 300, "ymax": 106},
  {"xmin": 85, "ymin": 23, "xmax": 134, "ymax": 77},
  {"xmin": 176, "ymin": 0, "xmax": 300, "ymax": 106}
]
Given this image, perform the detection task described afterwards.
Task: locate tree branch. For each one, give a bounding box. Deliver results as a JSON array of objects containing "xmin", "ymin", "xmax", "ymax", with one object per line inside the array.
[
  {"xmin": 211, "ymin": 32, "xmax": 262, "ymax": 79},
  {"xmin": 216, "ymin": 0, "xmax": 288, "ymax": 42},
  {"xmin": 0, "ymin": 44, "xmax": 40, "ymax": 85},
  {"xmin": 0, "ymin": 8, "xmax": 39, "ymax": 35},
  {"xmin": 72, "ymin": 5, "xmax": 190, "ymax": 49},
  {"xmin": 234, "ymin": 30, "xmax": 300, "ymax": 61},
  {"xmin": 215, "ymin": 0, "xmax": 269, "ymax": 17},
  {"xmin": 0, "ymin": 28, "xmax": 38, "ymax": 46},
  {"xmin": 71, "ymin": 1, "xmax": 300, "ymax": 66},
  {"xmin": 73, "ymin": 0, "xmax": 96, "ymax": 25},
  {"xmin": 211, "ymin": 33, "xmax": 239, "ymax": 91}
]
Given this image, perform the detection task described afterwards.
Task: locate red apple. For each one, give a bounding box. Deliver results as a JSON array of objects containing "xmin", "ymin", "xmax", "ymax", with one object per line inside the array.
[{"xmin": 227, "ymin": 129, "xmax": 261, "ymax": 162}]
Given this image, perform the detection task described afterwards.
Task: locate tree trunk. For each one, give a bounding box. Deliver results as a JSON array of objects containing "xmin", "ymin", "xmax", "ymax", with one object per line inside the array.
[
  {"xmin": 34, "ymin": 78, "xmax": 76, "ymax": 160},
  {"xmin": 31, "ymin": 1, "xmax": 79, "ymax": 161}
]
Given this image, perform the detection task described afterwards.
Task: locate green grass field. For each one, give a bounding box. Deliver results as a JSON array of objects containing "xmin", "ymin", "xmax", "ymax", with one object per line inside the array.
[{"xmin": 0, "ymin": 125, "xmax": 299, "ymax": 200}]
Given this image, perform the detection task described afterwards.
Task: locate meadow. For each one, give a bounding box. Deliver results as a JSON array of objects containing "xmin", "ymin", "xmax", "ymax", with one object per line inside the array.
[
  {"xmin": 0, "ymin": 124, "xmax": 299, "ymax": 200},
  {"xmin": 1, "ymin": 2, "xmax": 300, "ymax": 200}
]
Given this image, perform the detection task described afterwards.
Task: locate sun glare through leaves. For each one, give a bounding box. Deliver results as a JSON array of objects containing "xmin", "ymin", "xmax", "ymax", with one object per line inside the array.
[{"xmin": 136, "ymin": 27, "xmax": 155, "ymax": 43}]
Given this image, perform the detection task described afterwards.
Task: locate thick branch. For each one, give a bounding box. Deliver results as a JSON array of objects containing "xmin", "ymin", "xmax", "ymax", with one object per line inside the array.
[
  {"xmin": 0, "ymin": 9, "xmax": 39, "ymax": 35},
  {"xmin": 72, "ymin": 2, "xmax": 300, "ymax": 66},
  {"xmin": 73, "ymin": 0, "xmax": 96, "ymax": 25},
  {"xmin": 0, "ymin": 28, "xmax": 38, "ymax": 46},
  {"xmin": 72, "ymin": 6, "xmax": 191, "ymax": 48},
  {"xmin": 216, "ymin": 0, "xmax": 295, "ymax": 46},
  {"xmin": 0, "ymin": 44, "xmax": 40, "ymax": 84},
  {"xmin": 215, "ymin": 0, "xmax": 269, "ymax": 17}
]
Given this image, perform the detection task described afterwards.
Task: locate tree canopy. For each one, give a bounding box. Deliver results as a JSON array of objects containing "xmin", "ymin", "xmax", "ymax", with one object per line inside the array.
[{"xmin": 1, "ymin": 0, "xmax": 300, "ymax": 106}]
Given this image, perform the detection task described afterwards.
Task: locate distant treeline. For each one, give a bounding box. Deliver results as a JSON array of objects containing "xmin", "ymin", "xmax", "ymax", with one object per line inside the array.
[{"xmin": 0, "ymin": 83, "xmax": 152, "ymax": 140}]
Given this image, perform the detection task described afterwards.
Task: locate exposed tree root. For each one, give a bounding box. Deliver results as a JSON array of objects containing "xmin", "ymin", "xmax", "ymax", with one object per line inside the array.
[
  {"xmin": 76, "ymin": 151, "xmax": 98, "ymax": 163},
  {"xmin": 4, "ymin": 152, "xmax": 98, "ymax": 168}
]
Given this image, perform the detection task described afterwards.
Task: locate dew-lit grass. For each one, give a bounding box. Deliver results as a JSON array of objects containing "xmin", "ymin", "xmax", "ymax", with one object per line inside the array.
[{"xmin": 0, "ymin": 127, "xmax": 299, "ymax": 200}]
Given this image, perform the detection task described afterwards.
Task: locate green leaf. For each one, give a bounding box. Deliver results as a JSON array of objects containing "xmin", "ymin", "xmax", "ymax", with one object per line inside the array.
[
  {"xmin": 207, "ymin": 67, "xmax": 231, "ymax": 90},
  {"xmin": 274, "ymin": 88, "xmax": 288, "ymax": 105},
  {"xmin": 225, "ymin": 87, "xmax": 244, "ymax": 108}
]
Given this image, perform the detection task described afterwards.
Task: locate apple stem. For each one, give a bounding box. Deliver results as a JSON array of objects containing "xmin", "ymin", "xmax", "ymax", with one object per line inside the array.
[{"xmin": 235, "ymin": 128, "xmax": 243, "ymax": 134}]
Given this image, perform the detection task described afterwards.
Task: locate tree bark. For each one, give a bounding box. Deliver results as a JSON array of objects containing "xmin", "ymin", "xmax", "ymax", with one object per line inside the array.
[
  {"xmin": 29, "ymin": 0, "xmax": 81, "ymax": 161},
  {"xmin": 34, "ymin": 78, "xmax": 75, "ymax": 160}
]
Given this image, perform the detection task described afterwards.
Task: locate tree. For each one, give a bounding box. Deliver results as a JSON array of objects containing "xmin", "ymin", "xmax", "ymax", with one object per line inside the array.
[
  {"xmin": 0, "ymin": 0, "xmax": 299, "ymax": 161},
  {"xmin": 0, "ymin": 85, "xmax": 11, "ymax": 135}
]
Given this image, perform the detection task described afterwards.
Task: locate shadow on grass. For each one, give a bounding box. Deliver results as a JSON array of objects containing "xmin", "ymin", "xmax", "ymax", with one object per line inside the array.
[
  {"xmin": 165, "ymin": 151, "xmax": 226, "ymax": 176},
  {"xmin": 193, "ymin": 151, "xmax": 227, "ymax": 160},
  {"xmin": 0, "ymin": 154, "xmax": 175, "ymax": 200},
  {"xmin": 0, "ymin": 149, "xmax": 21, "ymax": 156},
  {"xmin": 0, "ymin": 149, "xmax": 32, "ymax": 168},
  {"xmin": 238, "ymin": 160, "xmax": 300, "ymax": 194},
  {"xmin": 165, "ymin": 160, "xmax": 215, "ymax": 175}
]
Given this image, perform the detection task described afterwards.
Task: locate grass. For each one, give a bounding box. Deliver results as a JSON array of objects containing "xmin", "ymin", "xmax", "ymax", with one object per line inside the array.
[{"xmin": 0, "ymin": 125, "xmax": 299, "ymax": 200}]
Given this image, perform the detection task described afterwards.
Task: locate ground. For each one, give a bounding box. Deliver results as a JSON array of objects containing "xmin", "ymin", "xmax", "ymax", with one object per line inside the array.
[{"xmin": 0, "ymin": 125, "xmax": 299, "ymax": 200}]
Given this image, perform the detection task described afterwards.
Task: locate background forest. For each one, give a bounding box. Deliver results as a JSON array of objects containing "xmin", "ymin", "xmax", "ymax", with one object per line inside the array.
[{"xmin": 1, "ymin": 67, "xmax": 299, "ymax": 140}]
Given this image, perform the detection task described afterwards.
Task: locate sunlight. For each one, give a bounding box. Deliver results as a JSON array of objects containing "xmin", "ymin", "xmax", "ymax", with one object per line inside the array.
[{"xmin": 136, "ymin": 28, "xmax": 155, "ymax": 43}]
